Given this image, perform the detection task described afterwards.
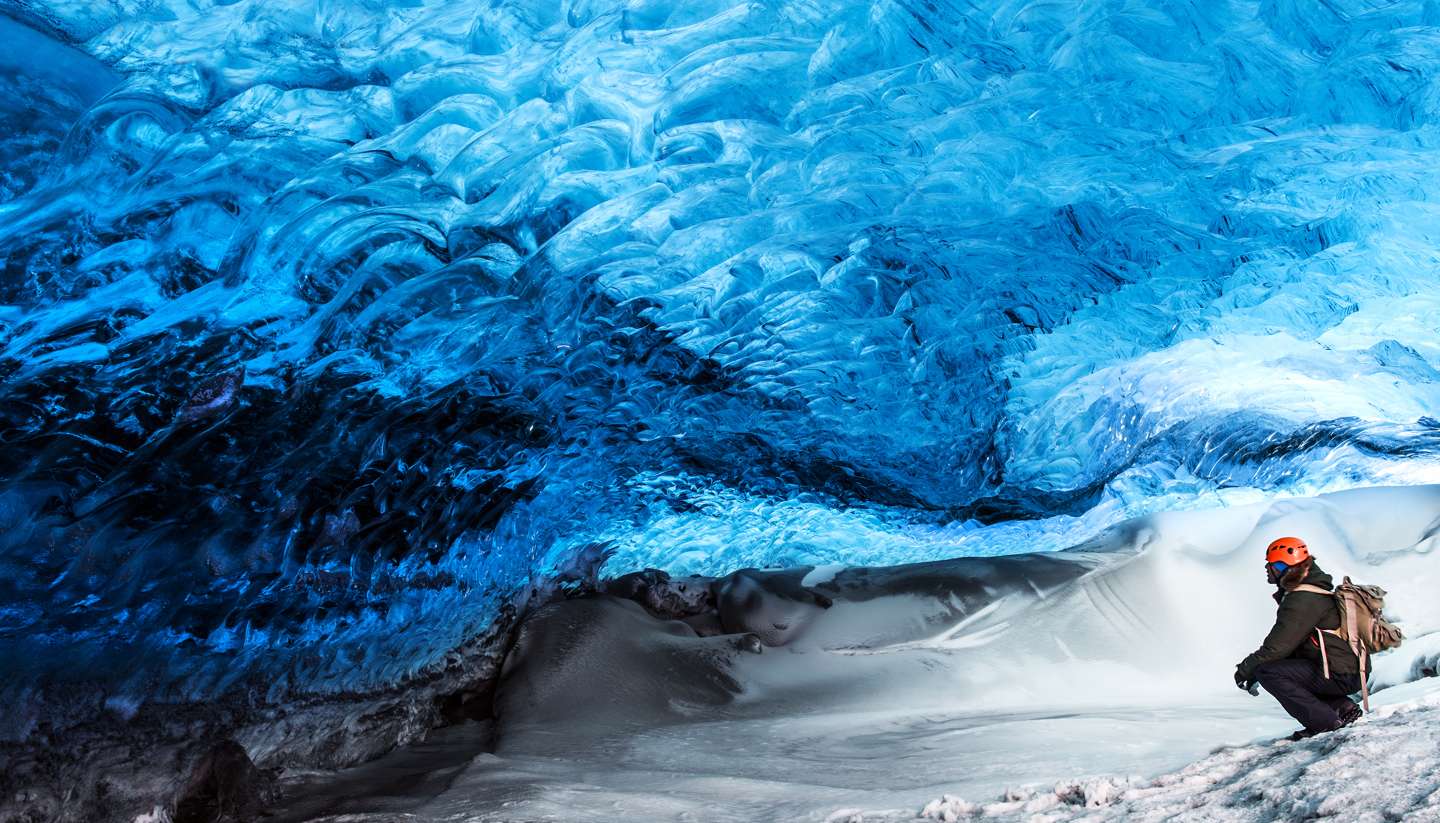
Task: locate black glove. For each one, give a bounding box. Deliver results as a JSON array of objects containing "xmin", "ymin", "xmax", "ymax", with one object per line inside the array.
[{"xmin": 1234, "ymin": 667, "xmax": 1251, "ymax": 691}]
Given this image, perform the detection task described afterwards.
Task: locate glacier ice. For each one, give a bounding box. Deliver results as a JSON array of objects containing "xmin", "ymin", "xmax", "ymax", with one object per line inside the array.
[{"xmin": 3, "ymin": 0, "xmax": 1440, "ymax": 778}]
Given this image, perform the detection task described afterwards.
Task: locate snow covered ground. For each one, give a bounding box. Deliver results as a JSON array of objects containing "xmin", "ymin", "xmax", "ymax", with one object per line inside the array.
[
  {"xmin": 269, "ymin": 682, "xmax": 1440, "ymax": 823},
  {"xmin": 838, "ymin": 678, "xmax": 1440, "ymax": 822},
  {"xmin": 262, "ymin": 485, "xmax": 1440, "ymax": 823}
]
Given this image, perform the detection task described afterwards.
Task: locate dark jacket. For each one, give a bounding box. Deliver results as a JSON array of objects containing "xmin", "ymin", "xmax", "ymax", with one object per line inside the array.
[{"xmin": 1236, "ymin": 560, "xmax": 1360, "ymax": 680}]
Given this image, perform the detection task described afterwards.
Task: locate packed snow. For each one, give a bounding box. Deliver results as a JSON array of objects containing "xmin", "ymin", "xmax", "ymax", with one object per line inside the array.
[{"xmin": 839, "ymin": 679, "xmax": 1440, "ymax": 823}]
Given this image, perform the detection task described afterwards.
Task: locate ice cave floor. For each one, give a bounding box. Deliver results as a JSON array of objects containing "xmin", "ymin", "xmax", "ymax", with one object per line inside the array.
[{"xmin": 262, "ymin": 486, "xmax": 1440, "ymax": 823}]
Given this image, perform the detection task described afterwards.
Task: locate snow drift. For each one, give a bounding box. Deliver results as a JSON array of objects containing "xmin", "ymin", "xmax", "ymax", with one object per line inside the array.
[
  {"xmin": 260, "ymin": 485, "xmax": 1440, "ymax": 822},
  {"xmin": 877, "ymin": 679, "xmax": 1440, "ymax": 822}
]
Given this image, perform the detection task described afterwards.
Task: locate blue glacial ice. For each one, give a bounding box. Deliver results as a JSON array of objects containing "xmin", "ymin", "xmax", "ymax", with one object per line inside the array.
[{"xmin": 3, "ymin": 0, "xmax": 1440, "ymax": 731}]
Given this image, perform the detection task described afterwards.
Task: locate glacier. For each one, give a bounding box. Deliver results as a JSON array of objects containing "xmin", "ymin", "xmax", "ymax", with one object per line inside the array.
[{"xmin": 3, "ymin": 0, "xmax": 1440, "ymax": 819}]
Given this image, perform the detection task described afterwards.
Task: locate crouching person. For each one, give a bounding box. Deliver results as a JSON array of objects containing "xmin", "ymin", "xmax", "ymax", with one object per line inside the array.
[{"xmin": 1234, "ymin": 536, "xmax": 1363, "ymax": 741}]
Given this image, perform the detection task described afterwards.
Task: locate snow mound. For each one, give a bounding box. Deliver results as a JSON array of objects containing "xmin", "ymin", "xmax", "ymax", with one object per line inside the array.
[
  {"xmin": 248, "ymin": 484, "xmax": 1440, "ymax": 823},
  {"xmin": 891, "ymin": 686, "xmax": 1440, "ymax": 822}
]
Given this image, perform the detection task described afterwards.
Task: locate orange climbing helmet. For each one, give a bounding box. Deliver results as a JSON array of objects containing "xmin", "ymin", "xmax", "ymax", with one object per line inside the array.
[{"xmin": 1265, "ymin": 536, "xmax": 1310, "ymax": 566}]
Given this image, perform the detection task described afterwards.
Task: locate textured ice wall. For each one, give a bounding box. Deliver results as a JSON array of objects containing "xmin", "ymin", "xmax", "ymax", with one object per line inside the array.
[{"xmin": 3, "ymin": 0, "xmax": 1440, "ymax": 721}]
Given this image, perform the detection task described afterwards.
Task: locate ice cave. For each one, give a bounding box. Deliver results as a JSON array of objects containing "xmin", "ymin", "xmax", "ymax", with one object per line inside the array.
[{"xmin": 3, "ymin": 1, "xmax": 1440, "ymax": 821}]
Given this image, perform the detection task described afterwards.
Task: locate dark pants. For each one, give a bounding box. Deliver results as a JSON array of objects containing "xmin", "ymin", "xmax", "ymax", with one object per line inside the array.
[{"xmin": 1254, "ymin": 659, "xmax": 1363, "ymax": 732}]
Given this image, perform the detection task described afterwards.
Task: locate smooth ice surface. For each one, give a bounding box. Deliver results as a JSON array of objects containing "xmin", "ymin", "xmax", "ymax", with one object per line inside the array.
[
  {"xmin": 266, "ymin": 486, "xmax": 1440, "ymax": 822},
  {"xmin": 5, "ymin": 0, "xmax": 1440, "ymax": 726}
]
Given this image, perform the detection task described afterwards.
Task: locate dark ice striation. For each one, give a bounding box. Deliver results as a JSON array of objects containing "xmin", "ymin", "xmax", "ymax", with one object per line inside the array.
[{"xmin": 3, "ymin": 0, "xmax": 1440, "ymax": 818}]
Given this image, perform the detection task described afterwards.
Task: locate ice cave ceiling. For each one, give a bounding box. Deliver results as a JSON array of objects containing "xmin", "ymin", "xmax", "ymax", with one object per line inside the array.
[{"xmin": 3, "ymin": 0, "xmax": 1440, "ymax": 724}]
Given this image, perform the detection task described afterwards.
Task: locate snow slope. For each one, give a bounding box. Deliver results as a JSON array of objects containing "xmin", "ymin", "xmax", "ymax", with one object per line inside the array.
[
  {"xmin": 868, "ymin": 678, "xmax": 1440, "ymax": 823},
  {"xmin": 261, "ymin": 484, "xmax": 1440, "ymax": 822}
]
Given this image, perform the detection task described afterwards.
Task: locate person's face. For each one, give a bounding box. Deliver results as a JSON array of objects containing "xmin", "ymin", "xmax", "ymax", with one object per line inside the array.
[{"xmin": 1266, "ymin": 560, "xmax": 1289, "ymax": 585}]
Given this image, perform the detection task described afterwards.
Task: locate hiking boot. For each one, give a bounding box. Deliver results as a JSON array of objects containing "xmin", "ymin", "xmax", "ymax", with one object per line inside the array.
[{"xmin": 1289, "ymin": 705, "xmax": 1361, "ymax": 741}]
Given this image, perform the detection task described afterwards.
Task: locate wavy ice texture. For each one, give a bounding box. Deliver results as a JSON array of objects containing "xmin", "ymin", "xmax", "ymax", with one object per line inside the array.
[{"xmin": 4, "ymin": 0, "xmax": 1440, "ymax": 723}]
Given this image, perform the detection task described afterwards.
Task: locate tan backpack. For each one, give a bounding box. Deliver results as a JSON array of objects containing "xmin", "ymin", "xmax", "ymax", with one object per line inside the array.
[{"xmin": 1293, "ymin": 577, "xmax": 1403, "ymax": 712}]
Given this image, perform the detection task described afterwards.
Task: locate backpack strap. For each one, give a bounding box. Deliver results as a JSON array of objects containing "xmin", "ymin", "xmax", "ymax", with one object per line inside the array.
[
  {"xmin": 1360, "ymin": 651, "xmax": 1370, "ymax": 712},
  {"xmin": 1290, "ymin": 584, "xmax": 1340, "ymax": 682},
  {"xmin": 1341, "ymin": 590, "xmax": 1371, "ymax": 712},
  {"xmin": 1292, "ymin": 579, "xmax": 1377, "ymax": 714}
]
